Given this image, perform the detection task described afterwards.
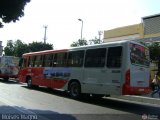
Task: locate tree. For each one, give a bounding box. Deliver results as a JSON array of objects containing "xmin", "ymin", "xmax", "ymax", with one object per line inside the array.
[
  {"xmin": 89, "ymin": 37, "xmax": 103, "ymax": 45},
  {"xmin": 147, "ymin": 42, "xmax": 160, "ymax": 61},
  {"xmin": 0, "ymin": 0, "xmax": 30, "ymax": 27},
  {"xmin": 4, "ymin": 40, "xmax": 54, "ymax": 57},
  {"xmin": 28, "ymin": 42, "xmax": 53, "ymax": 52},
  {"xmin": 4, "ymin": 40, "xmax": 29, "ymax": 57},
  {"xmin": 70, "ymin": 36, "xmax": 104, "ymax": 47},
  {"xmin": 14, "ymin": 40, "xmax": 29, "ymax": 57},
  {"xmin": 3, "ymin": 40, "xmax": 14, "ymax": 56},
  {"xmin": 70, "ymin": 39, "xmax": 88, "ymax": 47}
]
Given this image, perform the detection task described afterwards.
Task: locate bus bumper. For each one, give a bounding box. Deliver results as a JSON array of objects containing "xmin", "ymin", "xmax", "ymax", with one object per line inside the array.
[{"xmin": 122, "ymin": 85, "xmax": 151, "ymax": 95}]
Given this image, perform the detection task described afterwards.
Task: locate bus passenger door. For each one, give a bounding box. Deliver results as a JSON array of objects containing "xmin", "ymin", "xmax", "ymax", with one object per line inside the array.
[
  {"xmin": 105, "ymin": 46, "xmax": 123, "ymax": 95},
  {"xmin": 82, "ymin": 48, "xmax": 107, "ymax": 94},
  {"xmin": 83, "ymin": 67, "xmax": 108, "ymax": 94}
]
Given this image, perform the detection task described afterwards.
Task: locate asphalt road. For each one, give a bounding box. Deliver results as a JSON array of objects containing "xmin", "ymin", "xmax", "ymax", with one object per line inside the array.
[{"xmin": 0, "ymin": 79, "xmax": 159, "ymax": 120}]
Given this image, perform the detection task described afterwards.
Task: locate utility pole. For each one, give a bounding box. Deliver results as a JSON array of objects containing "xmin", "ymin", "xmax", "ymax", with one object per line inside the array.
[
  {"xmin": 43, "ymin": 25, "xmax": 48, "ymax": 44},
  {"xmin": 98, "ymin": 31, "xmax": 103, "ymax": 40}
]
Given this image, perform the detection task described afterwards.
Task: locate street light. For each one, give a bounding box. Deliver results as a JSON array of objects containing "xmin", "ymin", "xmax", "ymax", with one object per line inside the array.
[{"xmin": 78, "ymin": 19, "xmax": 83, "ymax": 40}]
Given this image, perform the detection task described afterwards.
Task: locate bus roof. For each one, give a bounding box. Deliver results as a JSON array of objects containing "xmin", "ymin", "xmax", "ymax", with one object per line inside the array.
[
  {"xmin": 23, "ymin": 49, "xmax": 68, "ymax": 56},
  {"xmin": 69, "ymin": 40, "xmax": 145, "ymax": 50},
  {"xmin": 23, "ymin": 40, "xmax": 145, "ymax": 57}
]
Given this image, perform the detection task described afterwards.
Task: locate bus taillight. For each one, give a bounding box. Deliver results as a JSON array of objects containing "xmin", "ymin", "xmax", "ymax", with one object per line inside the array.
[{"xmin": 125, "ymin": 69, "xmax": 130, "ymax": 85}]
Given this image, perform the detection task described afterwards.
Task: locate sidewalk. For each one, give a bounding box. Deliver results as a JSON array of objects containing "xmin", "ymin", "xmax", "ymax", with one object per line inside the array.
[
  {"xmin": 143, "ymin": 92, "xmax": 160, "ymax": 98},
  {"xmin": 110, "ymin": 93, "xmax": 160, "ymax": 106}
]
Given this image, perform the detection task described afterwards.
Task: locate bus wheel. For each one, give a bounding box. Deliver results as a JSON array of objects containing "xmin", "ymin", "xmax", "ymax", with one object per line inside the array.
[
  {"xmin": 27, "ymin": 78, "xmax": 32, "ymax": 88},
  {"xmin": 69, "ymin": 81, "xmax": 81, "ymax": 99},
  {"xmin": 4, "ymin": 77, "xmax": 9, "ymax": 82}
]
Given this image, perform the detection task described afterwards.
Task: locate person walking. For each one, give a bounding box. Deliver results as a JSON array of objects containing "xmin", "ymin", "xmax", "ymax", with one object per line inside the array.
[{"xmin": 151, "ymin": 71, "xmax": 160, "ymax": 98}]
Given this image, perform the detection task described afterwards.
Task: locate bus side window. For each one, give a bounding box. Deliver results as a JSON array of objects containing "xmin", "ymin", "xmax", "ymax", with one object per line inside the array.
[
  {"xmin": 34, "ymin": 55, "xmax": 43, "ymax": 67},
  {"xmin": 28, "ymin": 56, "xmax": 35, "ymax": 67},
  {"xmin": 54, "ymin": 52, "xmax": 67, "ymax": 67},
  {"xmin": 33, "ymin": 56, "xmax": 36, "ymax": 67},
  {"xmin": 48, "ymin": 54, "xmax": 53, "ymax": 67},
  {"xmin": 28, "ymin": 57, "xmax": 31, "ymax": 67},
  {"xmin": 44, "ymin": 54, "xmax": 53, "ymax": 67},
  {"xmin": 84, "ymin": 48, "xmax": 106, "ymax": 67},
  {"xmin": 107, "ymin": 46, "xmax": 122, "ymax": 68},
  {"xmin": 68, "ymin": 50, "xmax": 84, "ymax": 67},
  {"xmin": 53, "ymin": 54, "xmax": 57, "ymax": 67},
  {"xmin": 23, "ymin": 58, "xmax": 27, "ymax": 67}
]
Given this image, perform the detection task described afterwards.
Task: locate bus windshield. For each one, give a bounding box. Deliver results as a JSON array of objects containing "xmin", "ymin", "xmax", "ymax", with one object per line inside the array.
[{"xmin": 130, "ymin": 43, "xmax": 150, "ymax": 66}]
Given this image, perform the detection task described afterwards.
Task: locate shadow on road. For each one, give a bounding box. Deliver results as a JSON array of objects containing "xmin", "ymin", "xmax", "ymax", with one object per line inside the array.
[
  {"xmin": 0, "ymin": 79, "xmax": 19, "ymax": 84},
  {"xmin": 0, "ymin": 105, "xmax": 76, "ymax": 120},
  {"xmin": 0, "ymin": 105, "xmax": 143, "ymax": 120},
  {"xmin": 21, "ymin": 85, "xmax": 160, "ymax": 117}
]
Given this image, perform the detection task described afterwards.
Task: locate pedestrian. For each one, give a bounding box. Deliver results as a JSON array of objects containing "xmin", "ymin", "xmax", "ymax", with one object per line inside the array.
[{"xmin": 151, "ymin": 71, "xmax": 160, "ymax": 98}]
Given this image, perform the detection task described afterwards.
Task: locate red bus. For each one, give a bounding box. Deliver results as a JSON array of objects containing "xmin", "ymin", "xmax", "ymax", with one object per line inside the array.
[{"xmin": 19, "ymin": 41, "xmax": 150, "ymax": 99}]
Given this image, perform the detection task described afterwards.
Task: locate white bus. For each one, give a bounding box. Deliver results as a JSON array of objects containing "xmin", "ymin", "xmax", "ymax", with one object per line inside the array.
[
  {"xmin": 0, "ymin": 56, "xmax": 19, "ymax": 81},
  {"xmin": 19, "ymin": 40, "xmax": 150, "ymax": 98}
]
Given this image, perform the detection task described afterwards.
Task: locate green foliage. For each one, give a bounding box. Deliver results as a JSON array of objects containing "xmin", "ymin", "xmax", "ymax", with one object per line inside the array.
[
  {"xmin": 14, "ymin": 40, "xmax": 29, "ymax": 57},
  {"xmin": 147, "ymin": 42, "xmax": 160, "ymax": 60},
  {"xmin": 3, "ymin": 40, "xmax": 14, "ymax": 56},
  {"xmin": 70, "ymin": 39, "xmax": 88, "ymax": 47},
  {"xmin": 89, "ymin": 37, "xmax": 103, "ymax": 45},
  {"xmin": 70, "ymin": 37, "xmax": 104, "ymax": 47},
  {"xmin": 4, "ymin": 40, "xmax": 53, "ymax": 57},
  {"xmin": 0, "ymin": 0, "xmax": 30, "ymax": 27},
  {"xmin": 28, "ymin": 42, "xmax": 53, "ymax": 52}
]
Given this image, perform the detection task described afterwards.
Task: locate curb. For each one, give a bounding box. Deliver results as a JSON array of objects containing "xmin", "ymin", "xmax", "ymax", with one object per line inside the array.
[{"xmin": 110, "ymin": 95, "xmax": 160, "ymax": 106}]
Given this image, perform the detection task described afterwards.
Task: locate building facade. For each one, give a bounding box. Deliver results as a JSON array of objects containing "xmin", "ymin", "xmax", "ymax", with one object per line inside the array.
[{"xmin": 104, "ymin": 14, "xmax": 160, "ymax": 43}]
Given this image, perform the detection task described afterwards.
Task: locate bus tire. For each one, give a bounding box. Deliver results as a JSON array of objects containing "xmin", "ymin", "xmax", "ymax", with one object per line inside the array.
[
  {"xmin": 4, "ymin": 77, "xmax": 9, "ymax": 82},
  {"xmin": 69, "ymin": 81, "xmax": 81, "ymax": 99},
  {"xmin": 27, "ymin": 77, "xmax": 32, "ymax": 88}
]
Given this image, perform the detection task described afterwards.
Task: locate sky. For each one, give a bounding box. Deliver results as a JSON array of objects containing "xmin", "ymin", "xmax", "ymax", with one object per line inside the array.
[{"xmin": 0, "ymin": 0, "xmax": 160, "ymax": 49}]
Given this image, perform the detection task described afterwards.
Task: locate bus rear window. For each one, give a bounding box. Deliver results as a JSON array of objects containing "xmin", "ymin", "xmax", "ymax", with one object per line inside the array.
[{"xmin": 130, "ymin": 43, "xmax": 150, "ymax": 66}]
